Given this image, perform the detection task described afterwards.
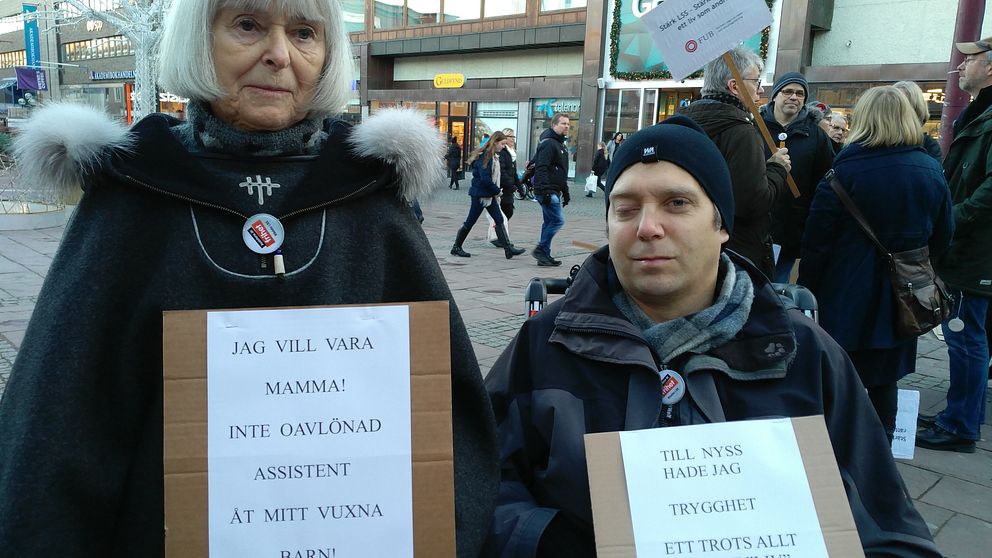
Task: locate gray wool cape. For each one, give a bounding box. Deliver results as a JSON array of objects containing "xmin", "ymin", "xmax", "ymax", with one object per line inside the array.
[{"xmin": 0, "ymin": 104, "xmax": 498, "ymax": 556}]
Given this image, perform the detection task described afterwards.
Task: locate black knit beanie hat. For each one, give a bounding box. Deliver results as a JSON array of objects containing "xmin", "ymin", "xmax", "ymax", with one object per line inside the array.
[
  {"xmin": 770, "ymin": 71, "xmax": 809, "ymax": 101},
  {"xmin": 604, "ymin": 115, "xmax": 734, "ymax": 234}
]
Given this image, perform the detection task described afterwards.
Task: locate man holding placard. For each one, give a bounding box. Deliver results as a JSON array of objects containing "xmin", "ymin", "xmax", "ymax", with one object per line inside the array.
[
  {"xmin": 484, "ymin": 118, "xmax": 939, "ymax": 557},
  {"xmin": 680, "ymin": 47, "xmax": 792, "ymax": 278}
]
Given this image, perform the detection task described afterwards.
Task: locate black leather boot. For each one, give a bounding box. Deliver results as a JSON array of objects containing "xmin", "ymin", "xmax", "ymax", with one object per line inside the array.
[
  {"xmin": 495, "ymin": 224, "xmax": 525, "ymax": 259},
  {"xmin": 451, "ymin": 226, "xmax": 471, "ymax": 257}
]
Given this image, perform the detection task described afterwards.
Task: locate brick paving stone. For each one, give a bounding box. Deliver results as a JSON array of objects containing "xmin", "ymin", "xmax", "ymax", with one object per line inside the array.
[
  {"xmin": 921, "ymin": 477, "xmax": 992, "ymax": 523},
  {"xmin": 932, "ymin": 513, "xmax": 992, "ymax": 558}
]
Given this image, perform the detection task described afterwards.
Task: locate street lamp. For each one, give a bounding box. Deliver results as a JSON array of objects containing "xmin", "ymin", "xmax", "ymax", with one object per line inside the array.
[{"xmin": 17, "ymin": 92, "xmax": 38, "ymax": 111}]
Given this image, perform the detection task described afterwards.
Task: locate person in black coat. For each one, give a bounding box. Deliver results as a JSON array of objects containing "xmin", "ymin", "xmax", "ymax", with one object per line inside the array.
[
  {"xmin": 799, "ymin": 86, "xmax": 954, "ymax": 441},
  {"xmin": 447, "ymin": 136, "xmax": 462, "ymax": 189},
  {"xmin": 591, "ymin": 141, "xmax": 608, "ymax": 194}
]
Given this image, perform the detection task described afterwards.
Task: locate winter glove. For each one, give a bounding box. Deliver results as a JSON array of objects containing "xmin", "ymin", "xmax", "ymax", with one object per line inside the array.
[{"xmin": 561, "ymin": 188, "xmax": 571, "ymax": 207}]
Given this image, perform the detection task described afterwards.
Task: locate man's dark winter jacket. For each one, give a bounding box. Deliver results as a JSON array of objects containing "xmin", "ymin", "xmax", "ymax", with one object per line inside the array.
[
  {"xmin": 936, "ymin": 85, "xmax": 992, "ymax": 297},
  {"xmin": 799, "ymin": 143, "xmax": 953, "ymax": 355},
  {"xmin": 681, "ymin": 99, "xmax": 789, "ymax": 277},
  {"xmin": 0, "ymin": 106, "xmax": 498, "ymax": 557},
  {"xmin": 532, "ymin": 127, "xmax": 568, "ymax": 197},
  {"xmin": 485, "ymin": 247, "xmax": 940, "ymax": 558},
  {"xmin": 760, "ymin": 104, "xmax": 835, "ymax": 259}
]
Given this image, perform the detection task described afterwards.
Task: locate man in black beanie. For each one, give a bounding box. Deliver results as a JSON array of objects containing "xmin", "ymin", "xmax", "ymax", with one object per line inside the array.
[
  {"xmin": 484, "ymin": 116, "xmax": 940, "ymax": 558},
  {"xmin": 759, "ymin": 71, "xmax": 835, "ymax": 283}
]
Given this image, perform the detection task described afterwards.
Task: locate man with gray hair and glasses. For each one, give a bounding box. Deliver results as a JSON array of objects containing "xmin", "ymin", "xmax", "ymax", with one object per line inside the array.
[
  {"xmin": 917, "ymin": 37, "xmax": 992, "ymax": 453},
  {"xmin": 681, "ymin": 46, "xmax": 791, "ymax": 278}
]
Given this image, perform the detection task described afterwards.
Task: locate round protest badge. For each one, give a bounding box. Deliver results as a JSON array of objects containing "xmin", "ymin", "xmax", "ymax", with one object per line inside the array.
[
  {"xmin": 242, "ymin": 213, "xmax": 285, "ymax": 255},
  {"xmin": 660, "ymin": 369, "xmax": 686, "ymax": 405},
  {"xmin": 947, "ymin": 318, "xmax": 965, "ymax": 333}
]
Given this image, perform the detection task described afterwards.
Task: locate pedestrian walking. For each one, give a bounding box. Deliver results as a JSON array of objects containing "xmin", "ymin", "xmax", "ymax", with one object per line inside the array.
[
  {"xmin": 531, "ymin": 113, "xmax": 570, "ymax": 266},
  {"xmin": 451, "ymin": 131, "xmax": 526, "ymax": 259},
  {"xmin": 605, "ymin": 131, "xmax": 624, "ymax": 161},
  {"xmin": 486, "ymin": 128, "xmax": 521, "ymax": 247},
  {"xmin": 591, "ymin": 141, "xmax": 608, "ymax": 195},
  {"xmin": 799, "ymin": 86, "xmax": 953, "ymax": 442},
  {"xmin": 447, "ymin": 135, "xmax": 462, "ymax": 189}
]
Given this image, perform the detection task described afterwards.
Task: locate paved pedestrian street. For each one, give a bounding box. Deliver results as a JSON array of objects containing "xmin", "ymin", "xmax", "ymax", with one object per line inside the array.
[{"xmin": 1, "ymin": 184, "xmax": 990, "ymax": 555}]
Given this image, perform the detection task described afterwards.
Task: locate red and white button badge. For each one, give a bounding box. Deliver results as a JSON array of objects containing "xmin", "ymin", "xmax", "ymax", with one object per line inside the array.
[{"xmin": 242, "ymin": 213, "xmax": 285, "ymax": 255}]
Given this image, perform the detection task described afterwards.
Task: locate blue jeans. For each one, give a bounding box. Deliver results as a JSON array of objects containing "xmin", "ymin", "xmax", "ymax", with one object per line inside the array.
[
  {"xmin": 936, "ymin": 291, "xmax": 990, "ymax": 440},
  {"xmin": 537, "ymin": 193, "xmax": 564, "ymax": 254},
  {"xmin": 773, "ymin": 256, "xmax": 796, "ymax": 284}
]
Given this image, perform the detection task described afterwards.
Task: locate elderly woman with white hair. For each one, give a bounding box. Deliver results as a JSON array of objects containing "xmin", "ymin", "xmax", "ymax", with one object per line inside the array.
[{"xmin": 0, "ymin": 0, "xmax": 497, "ymax": 555}]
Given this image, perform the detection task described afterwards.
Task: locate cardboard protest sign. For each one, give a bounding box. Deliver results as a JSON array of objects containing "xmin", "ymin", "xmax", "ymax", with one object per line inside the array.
[
  {"xmin": 585, "ymin": 416, "xmax": 864, "ymax": 558},
  {"xmin": 163, "ymin": 302, "xmax": 455, "ymax": 557},
  {"xmin": 642, "ymin": 0, "xmax": 772, "ymax": 82}
]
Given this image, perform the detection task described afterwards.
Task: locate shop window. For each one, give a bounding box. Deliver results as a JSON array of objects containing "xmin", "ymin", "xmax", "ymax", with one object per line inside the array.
[
  {"xmin": 0, "ymin": 49, "xmax": 26, "ymax": 69},
  {"xmin": 485, "ymin": 0, "xmax": 526, "ymax": 18},
  {"xmin": 408, "ymin": 0, "xmax": 440, "ymax": 25},
  {"xmin": 603, "ymin": 89, "xmax": 620, "ymax": 141},
  {"xmin": 373, "ymin": 0, "xmax": 404, "ymax": 30},
  {"xmin": 474, "ymin": 101, "xmax": 518, "ymax": 150},
  {"xmin": 641, "ymin": 90, "xmax": 657, "ymax": 129},
  {"xmin": 443, "ymin": 0, "xmax": 481, "ymax": 22},
  {"xmin": 341, "ymin": 0, "xmax": 365, "ymax": 33},
  {"xmin": 618, "ymin": 89, "xmax": 640, "ymax": 134},
  {"xmin": 540, "ymin": 0, "xmax": 586, "ymax": 11}
]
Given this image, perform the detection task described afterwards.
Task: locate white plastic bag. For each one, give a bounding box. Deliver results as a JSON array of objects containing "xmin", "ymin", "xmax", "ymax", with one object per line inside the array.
[
  {"xmin": 486, "ymin": 207, "xmax": 510, "ymax": 242},
  {"xmin": 584, "ymin": 175, "xmax": 598, "ymax": 194}
]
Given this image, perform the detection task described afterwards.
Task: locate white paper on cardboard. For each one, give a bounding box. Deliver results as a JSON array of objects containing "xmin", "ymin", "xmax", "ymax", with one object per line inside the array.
[
  {"xmin": 618, "ymin": 418, "xmax": 829, "ymax": 557},
  {"xmin": 642, "ymin": 0, "xmax": 772, "ymax": 81},
  {"xmin": 892, "ymin": 389, "xmax": 921, "ymax": 460},
  {"xmin": 206, "ymin": 306, "xmax": 413, "ymax": 558}
]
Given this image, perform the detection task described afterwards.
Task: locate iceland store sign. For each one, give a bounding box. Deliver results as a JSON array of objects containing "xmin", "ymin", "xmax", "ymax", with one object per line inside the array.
[{"xmin": 22, "ymin": 3, "xmax": 40, "ymax": 68}]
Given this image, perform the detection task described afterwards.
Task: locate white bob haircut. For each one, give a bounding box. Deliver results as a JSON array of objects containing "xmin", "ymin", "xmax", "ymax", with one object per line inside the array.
[{"xmin": 157, "ymin": 0, "xmax": 353, "ymax": 118}]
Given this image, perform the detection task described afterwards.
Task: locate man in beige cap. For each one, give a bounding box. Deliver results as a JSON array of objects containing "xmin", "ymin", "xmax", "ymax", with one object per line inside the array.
[{"xmin": 918, "ymin": 37, "xmax": 992, "ymax": 453}]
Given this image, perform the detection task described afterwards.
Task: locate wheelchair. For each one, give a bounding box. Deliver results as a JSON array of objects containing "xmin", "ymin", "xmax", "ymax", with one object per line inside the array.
[{"xmin": 524, "ymin": 264, "xmax": 818, "ymax": 323}]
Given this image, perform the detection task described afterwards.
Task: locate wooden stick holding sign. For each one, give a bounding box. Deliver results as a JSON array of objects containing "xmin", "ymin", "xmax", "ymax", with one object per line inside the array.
[{"xmin": 721, "ymin": 52, "xmax": 801, "ymax": 199}]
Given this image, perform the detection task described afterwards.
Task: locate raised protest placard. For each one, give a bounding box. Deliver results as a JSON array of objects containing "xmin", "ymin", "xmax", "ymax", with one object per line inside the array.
[
  {"xmin": 163, "ymin": 302, "xmax": 455, "ymax": 557},
  {"xmin": 586, "ymin": 416, "xmax": 864, "ymax": 558},
  {"xmin": 642, "ymin": 0, "xmax": 773, "ymax": 82}
]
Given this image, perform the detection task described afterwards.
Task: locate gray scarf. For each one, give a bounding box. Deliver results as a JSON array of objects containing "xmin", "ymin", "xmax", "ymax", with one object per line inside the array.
[
  {"xmin": 612, "ymin": 253, "xmax": 754, "ymax": 365},
  {"xmin": 173, "ymin": 101, "xmax": 327, "ymax": 156}
]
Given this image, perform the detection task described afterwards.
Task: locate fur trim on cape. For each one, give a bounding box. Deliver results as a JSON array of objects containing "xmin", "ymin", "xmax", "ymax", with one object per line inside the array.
[
  {"xmin": 13, "ymin": 103, "xmax": 132, "ymax": 202},
  {"xmin": 347, "ymin": 107, "xmax": 446, "ymax": 200},
  {"xmin": 14, "ymin": 104, "xmax": 444, "ymax": 203}
]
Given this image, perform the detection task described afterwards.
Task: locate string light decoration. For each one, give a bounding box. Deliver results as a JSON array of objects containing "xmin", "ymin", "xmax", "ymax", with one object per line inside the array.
[
  {"xmin": 51, "ymin": 0, "xmax": 170, "ymax": 120},
  {"xmin": 609, "ymin": 0, "xmax": 773, "ymax": 81}
]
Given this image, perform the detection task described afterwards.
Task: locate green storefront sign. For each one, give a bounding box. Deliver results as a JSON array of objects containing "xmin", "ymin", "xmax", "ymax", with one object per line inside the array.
[{"xmin": 610, "ymin": 0, "xmax": 772, "ymax": 80}]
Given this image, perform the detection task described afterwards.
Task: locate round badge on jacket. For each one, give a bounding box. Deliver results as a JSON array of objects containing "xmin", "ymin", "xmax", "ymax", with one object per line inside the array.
[
  {"xmin": 242, "ymin": 213, "xmax": 285, "ymax": 255},
  {"xmin": 660, "ymin": 369, "xmax": 686, "ymax": 405}
]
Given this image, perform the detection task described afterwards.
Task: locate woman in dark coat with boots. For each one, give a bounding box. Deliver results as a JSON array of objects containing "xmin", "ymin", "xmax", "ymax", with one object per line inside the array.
[
  {"xmin": 451, "ymin": 131, "xmax": 526, "ymax": 258},
  {"xmin": 447, "ymin": 136, "xmax": 462, "ymax": 189}
]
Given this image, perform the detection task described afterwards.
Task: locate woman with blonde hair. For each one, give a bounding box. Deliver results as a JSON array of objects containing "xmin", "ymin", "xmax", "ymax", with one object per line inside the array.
[
  {"xmin": 486, "ymin": 128, "xmax": 522, "ymax": 247},
  {"xmin": 452, "ymin": 130, "xmax": 526, "ymax": 258},
  {"xmin": 893, "ymin": 80, "xmax": 942, "ymax": 160},
  {"xmin": 799, "ymin": 86, "xmax": 954, "ymax": 442}
]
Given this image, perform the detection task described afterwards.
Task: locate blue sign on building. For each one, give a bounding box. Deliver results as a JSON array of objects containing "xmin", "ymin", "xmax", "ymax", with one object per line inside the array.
[{"xmin": 22, "ymin": 4, "xmax": 40, "ymax": 68}]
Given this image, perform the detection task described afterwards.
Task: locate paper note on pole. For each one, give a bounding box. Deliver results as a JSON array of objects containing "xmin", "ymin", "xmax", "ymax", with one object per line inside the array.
[
  {"xmin": 618, "ymin": 418, "xmax": 829, "ymax": 557},
  {"xmin": 206, "ymin": 306, "xmax": 413, "ymax": 557},
  {"xmin": 643, "ymin": 0, "xmax": 773, "ymax": 81},
  {"xmin": 892, "ymin": 389, "xmax": 921, "ymax": 460}
]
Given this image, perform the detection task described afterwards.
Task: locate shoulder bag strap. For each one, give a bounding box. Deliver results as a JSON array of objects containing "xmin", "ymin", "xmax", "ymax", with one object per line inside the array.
[{"xmin": 825, "ymin": 170, "xmax": 891, "ymax": 258}]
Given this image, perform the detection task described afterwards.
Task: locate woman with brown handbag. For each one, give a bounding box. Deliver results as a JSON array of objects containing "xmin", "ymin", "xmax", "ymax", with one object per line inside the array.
[{"xmin": 798, "ymin": 86, "xmax": 954, "ymax": 442}]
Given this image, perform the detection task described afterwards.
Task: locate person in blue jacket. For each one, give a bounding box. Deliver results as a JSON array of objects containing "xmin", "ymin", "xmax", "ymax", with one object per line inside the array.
[
  {"xmin": 799, "ymin": 86, "xmax": 953, "ymax": 442},
  {"xmin": 451, "ymin": 130, "xmax": 526, "ymax": 259}
]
